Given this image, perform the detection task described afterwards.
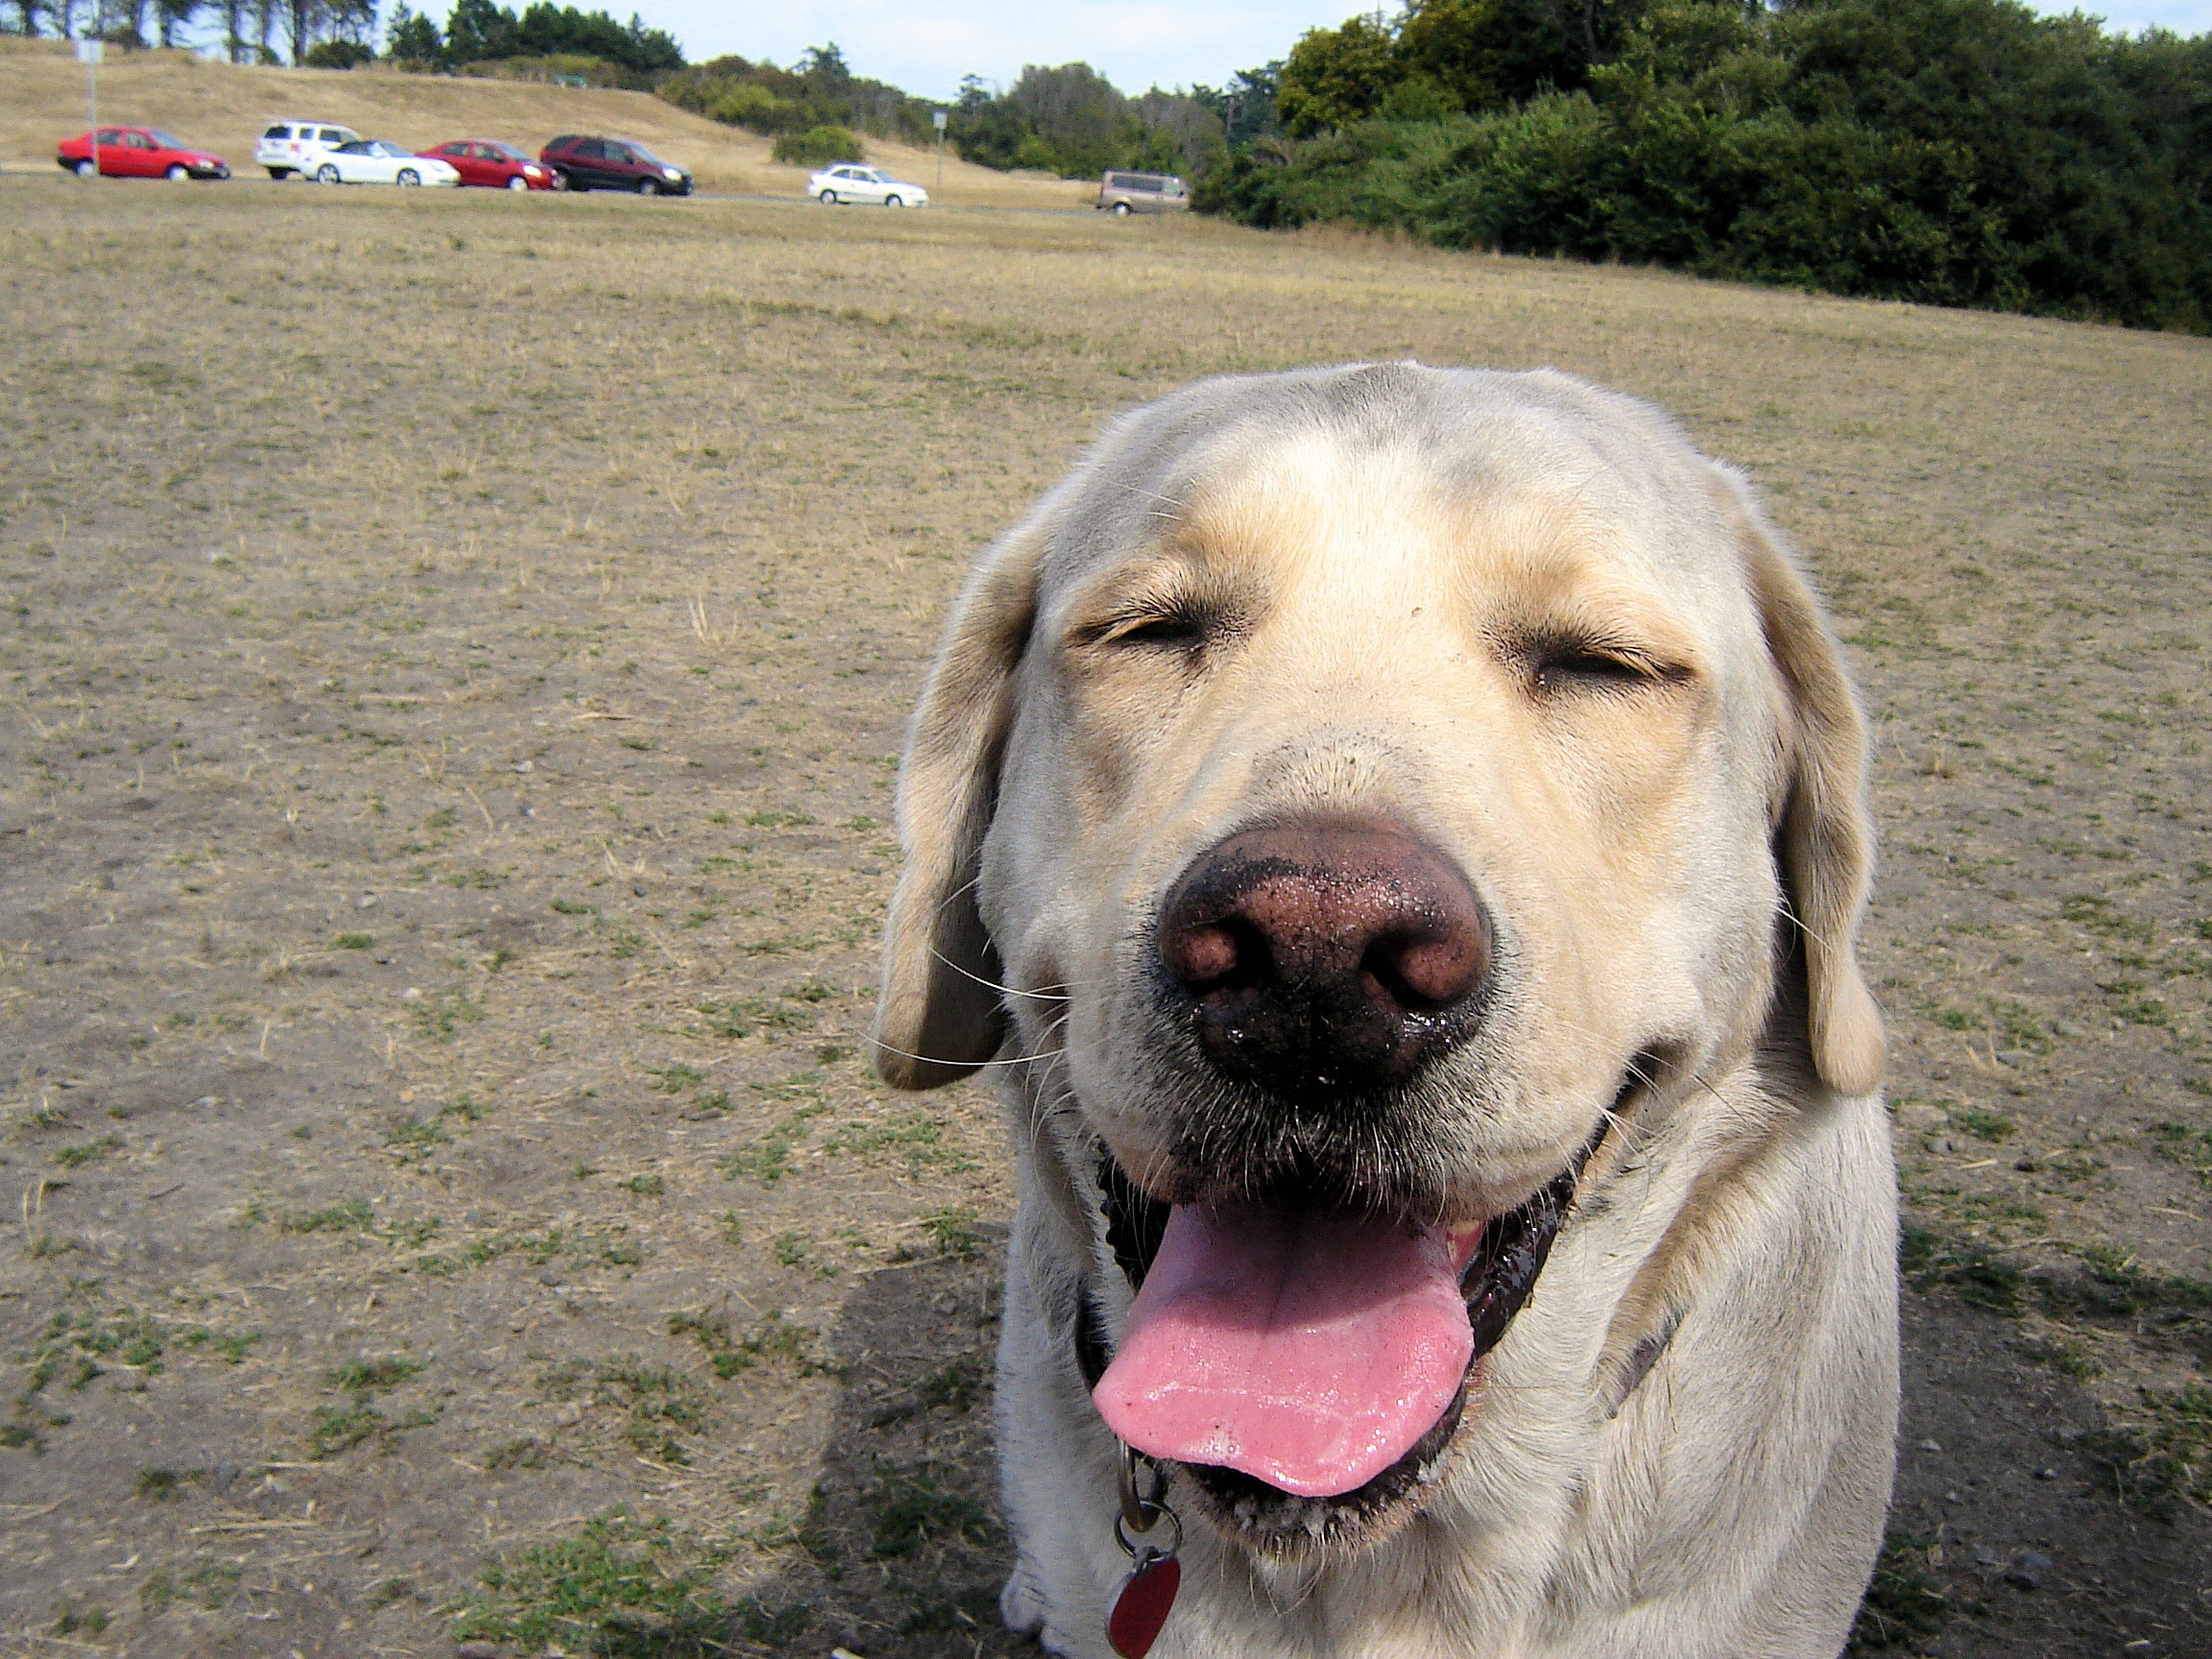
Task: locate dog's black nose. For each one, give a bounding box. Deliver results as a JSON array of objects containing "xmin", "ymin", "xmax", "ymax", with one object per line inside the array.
[{"xmin": 1157, "ymin": 817, "xmax": 1490, "ymax": 1096}]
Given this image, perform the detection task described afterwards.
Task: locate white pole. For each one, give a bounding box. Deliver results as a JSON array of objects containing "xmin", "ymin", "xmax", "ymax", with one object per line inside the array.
[
  {"xmin": 78, "ymin": 38, "xmax": 103, "ymax": 177},
  {"xmin": 933, "ymin": 108, "xmax": 946, "ymax": 197}
]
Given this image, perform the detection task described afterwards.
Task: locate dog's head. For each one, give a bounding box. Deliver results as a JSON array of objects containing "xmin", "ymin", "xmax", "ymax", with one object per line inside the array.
[{"xmin": 872, "ymin": 364, "xmax": 1882, "ymax": 1552}]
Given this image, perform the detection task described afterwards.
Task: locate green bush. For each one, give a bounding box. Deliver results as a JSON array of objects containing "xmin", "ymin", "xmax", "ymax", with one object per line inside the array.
[
  {"xmin": 661, "ymin": 44, "xmax": 942, "ymax": 145},
  {"xmin": 301, "ymin": 39, "xmax": 373, "ymax": 69},
  {"xmin": 774, "ymin": 125, "xmax": 865, "ymax": 166},
  {"xmin": 1201, "ymin": 0, "xmax": 2212, "ymax": 331}
]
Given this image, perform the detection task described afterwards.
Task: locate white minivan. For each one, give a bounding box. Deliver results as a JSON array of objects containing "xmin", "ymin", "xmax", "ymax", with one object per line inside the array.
[{"xmin": 255, "ymin": 120, "xmax": 362, "ymax": 180}]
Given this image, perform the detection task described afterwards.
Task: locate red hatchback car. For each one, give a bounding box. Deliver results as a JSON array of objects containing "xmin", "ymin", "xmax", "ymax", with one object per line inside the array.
[
  {"xmin": 57, "ymin": 127, "xmax": 229, "ymax": 180},
  {"xmin": 422, "ymin": 138, "xmax": 559, "ymax": 190}
]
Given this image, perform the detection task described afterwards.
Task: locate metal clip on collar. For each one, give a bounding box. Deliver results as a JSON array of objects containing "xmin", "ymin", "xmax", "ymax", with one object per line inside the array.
[
  {"xmin": 1106, "ymin": 1439, "xmax": 1184, "ymax": 1658},
  {"xmin": 1115, "ymin": 1440, "xmax": 1180, "ymax": 1557}
]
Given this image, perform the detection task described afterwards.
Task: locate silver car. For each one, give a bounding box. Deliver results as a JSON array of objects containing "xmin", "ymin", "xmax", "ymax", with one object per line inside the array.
[
  {"xmin": 1097, "ymin": 171, "xmax": 1190, "ymax": 215},
  {"xmin": 808, "ymin": 163, "xmax": 927, "ymax": 207}
]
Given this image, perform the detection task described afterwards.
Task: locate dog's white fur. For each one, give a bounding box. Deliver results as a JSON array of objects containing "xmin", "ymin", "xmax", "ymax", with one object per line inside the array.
[{"xmin": 873, "ymin": 365, "xmax": 1898, "ymax": 1658}]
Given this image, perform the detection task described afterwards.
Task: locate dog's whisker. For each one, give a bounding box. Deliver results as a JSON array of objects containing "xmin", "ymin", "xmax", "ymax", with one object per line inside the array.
[{"xmin": 925, "ymin": 945, "xmax": 1077, "ymax": 1002}]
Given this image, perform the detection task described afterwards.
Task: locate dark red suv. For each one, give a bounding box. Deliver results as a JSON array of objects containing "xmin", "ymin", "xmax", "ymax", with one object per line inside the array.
[{"xmin": 540, "ymin": 134, "xmax": 692, "ymax": 196}]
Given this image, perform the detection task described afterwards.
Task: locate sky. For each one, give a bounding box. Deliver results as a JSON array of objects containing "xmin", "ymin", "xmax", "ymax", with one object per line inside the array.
[{"xmin": 642, "ymin": 0, "xmax": 2211, "ymax": 101}]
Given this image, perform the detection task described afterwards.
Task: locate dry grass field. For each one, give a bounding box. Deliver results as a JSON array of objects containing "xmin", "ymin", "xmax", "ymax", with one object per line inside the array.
[
  {"xmin": 0, "ymin": 37, "xmax": 1094, "ymax": 207},
  {"xmin": 1, "ymin": 159, "xmax": 2208, "ymax": 1659}
]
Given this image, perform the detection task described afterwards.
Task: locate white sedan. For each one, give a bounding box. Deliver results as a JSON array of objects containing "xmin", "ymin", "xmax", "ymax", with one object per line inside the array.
[
  {"xmin": 310, "ymin": 140, "xmax": 460, "ymax": 187},
  {"xmin": 808, "ymin": 163, "xmax": 926, "ymax": 207}
]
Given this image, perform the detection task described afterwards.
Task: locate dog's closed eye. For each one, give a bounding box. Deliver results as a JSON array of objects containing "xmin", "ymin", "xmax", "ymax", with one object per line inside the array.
[
  {"xmin": 1105, "ymin": 609, "xmax": 1211, "ymax": 648},
  {"xmin": 1517, "ymin": 634, "xmax": 1688, "ymax": 698},
  {"xmin": 1076, "ymin": 597, "xmax": 1238, "ymax": 655}
]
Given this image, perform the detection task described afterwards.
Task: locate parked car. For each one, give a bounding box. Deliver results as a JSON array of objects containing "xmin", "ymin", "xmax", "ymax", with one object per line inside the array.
[
  {"xmin": 1097, "ymin": 171, "xmax": 1189, "ymax": 215},
  {"xmin": 308, "ymin": 140, "xmax": 460, "ymax": 187},
  {"xmin": 808, "ymin": 163, "xmax": 926, "ymax": 207},
  {"xmin": 255, "ymin": 119, "xmax": 361, "ymax": 180},
  {"xmin": 540, "ymin": 135, "xmax": 691, "ymax": 195},
  {"xmin": 56, "ymin": 127, "xmax": 229, "ymax": 180},
  {"xmin": 423, "ymin": 138, "xmax": 559, "ymax": 190}
]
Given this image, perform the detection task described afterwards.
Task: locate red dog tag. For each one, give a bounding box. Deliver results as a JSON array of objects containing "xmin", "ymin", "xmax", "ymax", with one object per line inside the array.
[{"xmin": 1107, "ymin": 1549, "xmax": 1181, "ymax": 1659}]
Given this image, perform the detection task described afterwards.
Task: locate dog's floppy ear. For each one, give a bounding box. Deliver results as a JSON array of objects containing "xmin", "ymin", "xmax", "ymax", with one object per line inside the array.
[
  {"xmin": 1721, "ymin": 473, "xmax": 1887, "ymax": 1097},
  {"xmin": 871, "ymin": 508, "xmax": 1051, "ymax": 1091}
]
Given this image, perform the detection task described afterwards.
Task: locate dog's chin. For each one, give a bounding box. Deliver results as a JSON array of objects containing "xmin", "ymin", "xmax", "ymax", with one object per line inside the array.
[{"xmin": 1095, "ymin": 1124, "xmax": 1600, "ymax": 1562}]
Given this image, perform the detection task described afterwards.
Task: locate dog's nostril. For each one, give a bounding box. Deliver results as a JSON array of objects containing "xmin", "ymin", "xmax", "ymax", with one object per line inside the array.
[
  {"xmin": 1164, "ymin": 914, "xmax": 1271, "ymax": 993},
  {"xmin": 1167, "ymin": 921, "xmax": 1238, "ymax": 987},
  {"xmin": 1372, "ymin": 929, "xmax": 1489, "ymax": 1011}
]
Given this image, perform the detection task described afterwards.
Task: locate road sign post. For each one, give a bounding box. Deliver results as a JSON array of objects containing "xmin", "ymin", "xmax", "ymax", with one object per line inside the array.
[
  {"xmin": 933, "ymin": 108, "xmax": 946, "ymax": 197},
  {"xmin": 77, "ymin": 38, "xmax": 102, "ymax": 178}
]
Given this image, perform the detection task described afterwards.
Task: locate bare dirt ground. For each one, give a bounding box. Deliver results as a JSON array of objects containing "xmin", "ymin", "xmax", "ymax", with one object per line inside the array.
[
  {"xmin": 1, "ymin": 170, "xmax": 2207, "ymax": 1658},
  {"xmin": 0, "ymin": 36, "xmax": 1094, "ymax": 206}
]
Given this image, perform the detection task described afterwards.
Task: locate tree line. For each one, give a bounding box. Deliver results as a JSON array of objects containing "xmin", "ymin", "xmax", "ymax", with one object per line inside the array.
[
  {"xmin": 2, "ymin": 0, "xmax": 676, "ymax": 77},
  {"xmin": 1195, "ymin": 0, "xmax": 2212, "ymax": 331},
  {"xmin": 659, "ymin": 41, "xmax": 939, "ymax": 150},
  {"xmin": 944, "ymin": 62, "xmax": 1234, "ymax": 180},
  {"xmin": 4, "ymin": 0, "xmax": 375, "ymax": 62},
  {"xmin": 661, "ymin": 49, "xmax": 1251, "ymax": 183},
  {"xmin": 383, "ymin": 0, "xmax": 679, "ymax": 80}
]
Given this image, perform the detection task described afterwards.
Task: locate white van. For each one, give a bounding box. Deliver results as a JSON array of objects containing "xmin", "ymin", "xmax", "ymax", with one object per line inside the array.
[{"xmin": 255, "ymin": 120, "xmax": 362, "ymax": 180}]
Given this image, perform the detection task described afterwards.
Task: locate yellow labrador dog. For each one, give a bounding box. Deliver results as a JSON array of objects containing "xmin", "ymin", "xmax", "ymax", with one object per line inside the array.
[{"xmin": 873, "ymin": 364, "xmax": 1897, "ymax": 1659}]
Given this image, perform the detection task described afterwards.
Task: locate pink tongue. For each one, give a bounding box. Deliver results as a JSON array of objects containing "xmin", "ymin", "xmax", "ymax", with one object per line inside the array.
[{"xmin": 1094, "ymin": 1204, "xmax": 1474, "ymax": 1499}]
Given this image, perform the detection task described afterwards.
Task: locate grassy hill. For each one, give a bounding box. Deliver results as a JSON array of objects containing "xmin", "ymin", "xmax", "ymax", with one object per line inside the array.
[{"xmin": 0, "ymin": 37, "xmax": 1094, "ymax": 207}]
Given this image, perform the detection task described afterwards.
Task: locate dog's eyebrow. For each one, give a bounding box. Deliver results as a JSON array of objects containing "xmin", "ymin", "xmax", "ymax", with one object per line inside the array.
[{"xmin": 1053, "ymin": 547, "xmax": 1240, "ymax": 641}]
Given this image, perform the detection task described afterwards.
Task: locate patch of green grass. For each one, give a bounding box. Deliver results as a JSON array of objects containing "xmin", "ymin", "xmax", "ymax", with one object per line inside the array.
[
  {"xmin": 2018, "ymin": 1334, "xmax": 2101, "ymax": 1378},
  {"xmin": 551, "ymin": 897, "xmax": 597, "ymax": 916},
  {"xmin": 2060, "ymin": 893, "xmax": 2154, "ymax": 943},
  {"xmin": 310, "ymin": 1399, "xmax": 390, "ymax": 1458},
  {"xmin": 411, "ymin": 988, "xmax": 487, "ymax": 1042},
  {"xmin": 140, "ymin": 1561, "xmax": 241, "ymax": 1615},
  {"xmin": 333, "ymin": 931, "xmax": 375, "ymax": 950},
  {"xmin": 645, "ymin": 1062, "xmax": 705, "ymax": 1093},
  {"xmin": 326, "ymin": 1356, "xmax": 424, "ymax": 1392},
  {"xmin": 744, "ymin": 809, "xmax": 815, "ymax": 828},
  {"xmin": 824, "ymin": 1111, "xmax": 975, "ymax": 1177},
  {"xmin": 900, "ymin": 1587, "xmax": 998, "ymax": 1635},
  {"xmin": 445, "ymin": 867, "xmax": 501, "ymax": 889},
  {"xmin": 383, "ymin": 1115, "xmax": 451, "ymax": 1164},
  {"xmin": 2085, "ymin": 1384, "xmax": 2212, "ymax": 1512},
  {"xmin": 285, "ymin": 1203, "xmax": 375, "ymax": 1238},
  {"xmin": 1951, "ymin": 1105, "xmax": 2014, "ymax": 1142},
  {"xmin": 54, "ymin": 1136, "xmax": 122, "ymax": 1168},
  {"xmin": 917, "ymin": 1357, "xmax": 983, "ymax": 1413},
  {"xmin": 21, "ymin": 1298, "xmax": 252, "ymax": 1389},
  {"xmin": 715, "ymin": 1209, "xmax": 742, "ymax": 1246},
  {"xmin": 51, "ymin": 1602, "xmax": 108, "ymax": 1637},
  {"xmin": 863, "ymin": 1470, "xmax": 1002, "ymax": 1559},
  {"xmin": 2149, "ymin": 1121, "xmax": 2212, "ymax": 1188},
  {"xmin": 485, "ymin": 1435, "xmax": 548, "ymax": 1471},
  {"xmin": 717, "ymin": 1101, "xmax": 828, "ymax": 1187},
  {"xmin": 666, "ymin": 1309, "xmax": 833, "ymax": 1382},
  {"xmin": 921, "ymin": 1207, "xmax": 983, "ymax": 1259},
  {"xmin": 1847, "ymin": 1528, "xmax": 1949, "ymax": 1652},
  {"xmin": 135, "ymin": 1465, "xmax": 201, "ymax": 1500},
  {"xmin": 541, "ymin": 1357, "xmax": 710, "ymax": 1464},
  {"xmin": 1900, "ymin": 1223, "xmax": 2022, "ymax": 1314},
  {"xmin": 621, "ymin": 1173, "xmax": 664, "ymax": 1197},
  {"xmin": 451, "ymin": 1508, "xmax": 748, "ymax": 1654}
]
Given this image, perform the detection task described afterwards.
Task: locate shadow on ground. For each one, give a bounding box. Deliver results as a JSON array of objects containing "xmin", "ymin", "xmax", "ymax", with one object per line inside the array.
[
  {"xmin": 732, "ymin": 1230, "xmax": 1034, "ymax": 1658},
  {"xmin": 729, "ymin": 1245, "xmax": 2212, "ymax": 1659}
]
